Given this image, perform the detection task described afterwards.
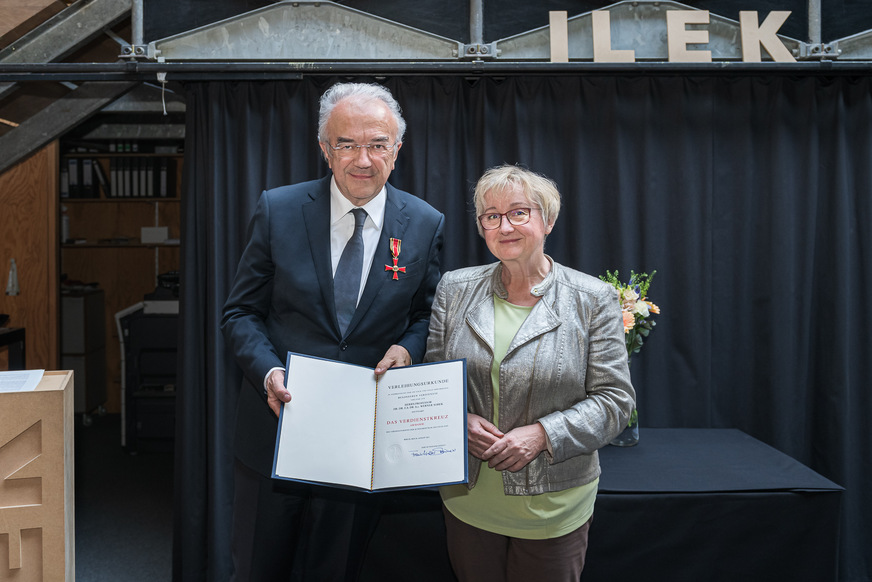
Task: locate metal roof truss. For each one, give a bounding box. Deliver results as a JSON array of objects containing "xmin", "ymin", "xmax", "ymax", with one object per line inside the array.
[{"xmin": 144, "ymin": 0, "xmax": 872, "ymax": 64}]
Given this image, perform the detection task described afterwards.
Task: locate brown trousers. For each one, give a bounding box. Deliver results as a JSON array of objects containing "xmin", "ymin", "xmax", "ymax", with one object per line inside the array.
[{"xmin": 443, "ymin": 505, "xmax": 592, "ymax": 582}]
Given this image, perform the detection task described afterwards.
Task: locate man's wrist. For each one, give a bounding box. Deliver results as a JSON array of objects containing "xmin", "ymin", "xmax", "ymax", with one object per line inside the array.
[
  {"xmin": 395, "ymin": 343, "xmax": 413, "ymax": 365},
  {"xmin": 264, "ymin": 366, "xmax": 284, "ymax": 395}
]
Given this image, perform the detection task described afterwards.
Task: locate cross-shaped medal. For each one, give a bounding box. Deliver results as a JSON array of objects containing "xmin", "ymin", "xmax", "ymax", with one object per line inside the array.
[{"xmin": 385, "ymin": 238, "xmax": 406, "ymax": 280}]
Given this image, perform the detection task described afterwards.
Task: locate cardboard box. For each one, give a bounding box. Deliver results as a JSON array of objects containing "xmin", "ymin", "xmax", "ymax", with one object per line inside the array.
[
  {"xmin": 0, "ymin": 370, "xmax": 75, "ymax": 581},
  {"xmin": 140, "ymin": 226, "xmax": 169, "ymax": 244}
]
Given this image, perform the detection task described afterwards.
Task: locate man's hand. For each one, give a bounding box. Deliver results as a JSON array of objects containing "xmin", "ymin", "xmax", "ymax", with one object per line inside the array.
[
  {"xmin": 467, "ymin": 413, "xmax": 504, "ymax": 460},
  {"xmin": 374, "ymin": 344, "xmax": 411, "ymax": 376},
  {"xmin": 481, "ymin": 423, "xmax": 547, "ymax": 472},
  {"xmin": 266, "ymin": 369, "xmax": 291, "ymax": 417}
]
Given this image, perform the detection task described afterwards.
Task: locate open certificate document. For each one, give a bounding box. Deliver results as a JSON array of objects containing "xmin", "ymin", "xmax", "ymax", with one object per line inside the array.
[{"xmin": 273, "ymin": 353, "xmax": 468, "ymax": 492}]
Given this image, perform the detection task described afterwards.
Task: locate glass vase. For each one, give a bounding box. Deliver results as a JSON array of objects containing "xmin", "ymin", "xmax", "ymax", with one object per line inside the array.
[{"xmin": 610, "ymin": 408, "xmax": 639, "ymax": 447}]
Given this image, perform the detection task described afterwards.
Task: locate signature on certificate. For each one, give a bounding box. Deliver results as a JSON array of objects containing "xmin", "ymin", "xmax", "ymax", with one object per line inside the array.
[{"xmin": 411, "ymin": 446, "xmax": 456, "ymax": 457}]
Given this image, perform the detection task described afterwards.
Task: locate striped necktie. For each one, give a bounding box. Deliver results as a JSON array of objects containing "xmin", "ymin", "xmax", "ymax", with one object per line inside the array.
[{"xmin": 334, "ymin": 207, "xmax": 367, "ymax": 334}]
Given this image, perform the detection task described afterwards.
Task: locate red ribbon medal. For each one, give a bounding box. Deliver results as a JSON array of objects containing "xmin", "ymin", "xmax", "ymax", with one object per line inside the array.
[{"xmin": 385, "ymin": 238, "xmax": 406, "ymax": 280}]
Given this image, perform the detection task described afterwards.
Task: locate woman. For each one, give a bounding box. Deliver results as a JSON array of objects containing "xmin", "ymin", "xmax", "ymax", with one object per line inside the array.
[{"xmin": 425, "ymin": 165, "xmax": 635, "ymax": 581}]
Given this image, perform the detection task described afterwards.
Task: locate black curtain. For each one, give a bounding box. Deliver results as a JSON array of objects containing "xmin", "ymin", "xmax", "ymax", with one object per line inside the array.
[{"xmin": 174, "ymin": 76, "xmax": 872, "ymax": 581}]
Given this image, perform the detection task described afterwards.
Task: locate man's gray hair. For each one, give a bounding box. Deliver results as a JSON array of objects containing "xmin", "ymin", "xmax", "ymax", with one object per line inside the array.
[{"xmin": 318, "ymin": 82, "xmax": 406, "ymax": 144}]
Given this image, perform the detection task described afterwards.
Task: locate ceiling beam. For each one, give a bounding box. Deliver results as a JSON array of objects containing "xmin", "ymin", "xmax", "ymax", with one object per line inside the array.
[
  {"xmin": 0, "ymin": 81, "xmax": 135, "ymax": 174},
  {"xmin": 0, "ymin": 0, "xmax": 132, "ymax": 100}
]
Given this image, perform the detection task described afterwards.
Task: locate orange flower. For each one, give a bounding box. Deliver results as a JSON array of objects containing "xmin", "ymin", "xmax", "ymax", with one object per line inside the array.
[
  {"xmin": 645, "ymin": 301, "xmax": 660, "ymax": 315},
  {"xmin": 622, "ymin": 310, "xmax": 635, "ymax": 333}
]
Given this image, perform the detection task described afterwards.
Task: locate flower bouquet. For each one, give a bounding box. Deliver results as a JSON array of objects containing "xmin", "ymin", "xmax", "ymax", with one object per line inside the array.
[{"xmin": 600, "ymin": 270, "xmax": 660, "ymax": 446}]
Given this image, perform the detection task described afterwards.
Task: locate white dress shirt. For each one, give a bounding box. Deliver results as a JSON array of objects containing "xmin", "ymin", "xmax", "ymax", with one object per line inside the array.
[{"xmin": 328, "ymin": 177, "xmax": 387, "ymax": 304}]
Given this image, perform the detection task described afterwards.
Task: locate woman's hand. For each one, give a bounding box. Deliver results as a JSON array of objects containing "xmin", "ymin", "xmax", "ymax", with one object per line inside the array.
[
  {"xmin": 482, "ymin": 423, "xmax": 547, "ymax": 472},
  {"xmin": 467, "ymin": 413, "xmax": 504, "ymax": 460}
]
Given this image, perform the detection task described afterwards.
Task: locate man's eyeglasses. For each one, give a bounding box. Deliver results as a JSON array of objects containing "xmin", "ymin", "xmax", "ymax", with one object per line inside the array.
[
  {"xmin": 328, "ymin": 142, "xmax": 397, "ymax": 159},
  {"xmin": 477, "ymin": 208, "xmax": 535, "ymax": 230}
]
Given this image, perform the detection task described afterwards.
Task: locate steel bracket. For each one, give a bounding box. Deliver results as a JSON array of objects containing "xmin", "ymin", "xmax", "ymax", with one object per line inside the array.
[
  {"xmin": 120, "ymin": 44, "xmax": 149, "ymax": 58},
  {"xmin": 794, "ymin": 42, "xmax": 841, "ymax": 60},
  {"xmin": 461, "ymin": 43, "xmax": 498, "ymax": 59}
]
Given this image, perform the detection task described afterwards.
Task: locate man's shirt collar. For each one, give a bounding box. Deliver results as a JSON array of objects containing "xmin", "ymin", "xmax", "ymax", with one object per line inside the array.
[{"xmin": 329, "ymin": 177, "xmax": 387, "ymax": 229}]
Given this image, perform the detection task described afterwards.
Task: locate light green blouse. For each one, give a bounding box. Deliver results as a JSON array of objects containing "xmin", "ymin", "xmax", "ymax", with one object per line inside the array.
[{"xmin": 441, "ymin": 295, "xmax": 597, "ymax": 539}]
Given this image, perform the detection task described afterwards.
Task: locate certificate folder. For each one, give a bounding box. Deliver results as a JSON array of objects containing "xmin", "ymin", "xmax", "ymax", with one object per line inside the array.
[{"xmin": 273, "ymin": 353, "xmax": 468, "ymax": 492}]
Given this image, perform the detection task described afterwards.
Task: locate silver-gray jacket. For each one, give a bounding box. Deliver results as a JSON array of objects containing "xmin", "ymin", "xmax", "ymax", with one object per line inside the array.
[{"xmin": 424, "ymin": 258, "xmax": 635, "ymax": 496}]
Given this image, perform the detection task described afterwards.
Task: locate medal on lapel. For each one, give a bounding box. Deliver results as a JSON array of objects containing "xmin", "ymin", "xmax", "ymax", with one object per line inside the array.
[{"xmin": 385, "ymin": 238, "xmax": 406, "ymax": 280}]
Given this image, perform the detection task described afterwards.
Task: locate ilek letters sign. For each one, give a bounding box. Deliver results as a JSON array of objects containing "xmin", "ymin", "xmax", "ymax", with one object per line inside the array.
[{"xmin": 549, "ymin": 9, "xmax": 796, "ymax": 63}]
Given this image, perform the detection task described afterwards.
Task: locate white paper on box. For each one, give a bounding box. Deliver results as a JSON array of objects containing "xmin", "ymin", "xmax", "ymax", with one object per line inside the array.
[{"xmin": 0, "ymin": 370, "xmax": 44, "ymax": 392}]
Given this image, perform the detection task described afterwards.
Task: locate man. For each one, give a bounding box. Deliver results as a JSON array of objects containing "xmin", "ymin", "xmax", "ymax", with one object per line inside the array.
[{"xmin": 221, "ymin": 82, "xmax": 445, "ymax": 581}]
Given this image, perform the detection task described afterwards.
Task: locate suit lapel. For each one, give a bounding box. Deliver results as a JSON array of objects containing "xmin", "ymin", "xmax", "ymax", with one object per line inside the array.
[
  {"xmin": 347, "ymin": 184, "xmax": 409, "ymax": 334},
  {"xmin": 301, "ymin": 177, "xmax": 339, "ymax": 333}
]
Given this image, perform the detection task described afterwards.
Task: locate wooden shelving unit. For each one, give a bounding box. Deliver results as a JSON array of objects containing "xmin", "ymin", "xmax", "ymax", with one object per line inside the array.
[{"xmin": 60, "ymin": 143, "xmax": 183, "ymax": 415}]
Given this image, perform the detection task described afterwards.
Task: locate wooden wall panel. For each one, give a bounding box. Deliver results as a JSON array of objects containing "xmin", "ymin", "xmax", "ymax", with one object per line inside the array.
[
  {"xmin": 63, "ymin": 200, "xmax": 180, "ymax": 243},
  {"xmin": 0, "ymin": 142, "xmax": 59, "ymax": 371}
]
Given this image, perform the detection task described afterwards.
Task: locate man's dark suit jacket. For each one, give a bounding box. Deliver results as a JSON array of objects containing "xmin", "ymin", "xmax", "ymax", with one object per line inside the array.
[{"xmin": 222, "ymin": 175, "xmax": 445, "ymax": 475}]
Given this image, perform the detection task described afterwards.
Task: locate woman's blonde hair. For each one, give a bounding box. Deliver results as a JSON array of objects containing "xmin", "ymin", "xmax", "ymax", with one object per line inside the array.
[{"xmin": 473, "ymin": 164, "xmax": 561, "ymax": 236}]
